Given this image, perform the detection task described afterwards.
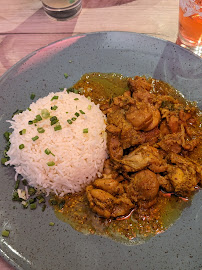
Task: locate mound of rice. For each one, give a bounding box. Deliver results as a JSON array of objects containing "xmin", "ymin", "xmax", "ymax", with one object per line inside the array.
[{"xmin": 6, "ymin": 91, "xmax": 107, "ymax": 196}]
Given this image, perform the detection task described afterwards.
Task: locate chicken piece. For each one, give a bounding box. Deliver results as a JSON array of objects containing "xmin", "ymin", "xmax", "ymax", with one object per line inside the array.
[
  {"xmin": 107, "ymin": 109, "xmax": 125, "ymax": 130},
  {"xmin": 160, "ymin": 120, "xmax": 170, "ymax": 136},
  {"xmin": 121, "ymin": 122, "xmax": 145, "ymax": 149},
  {"xmin": 118, "ymin": 145, "xmax": 167, "ymax": 173},
  {"xmin": 93, "ymin": 178, "xmax": 124, "ymax": 196},
  {"xmin": 126, "ymin": 170, "xmax": 159, "ymax": 202},
  {"xmin": 125, "ymin": 103, "xmax": 153, "ymax": 131},
  {"xmin": 107, "ymin": 134, "xmax": 123, "ymax": 159},
  {"xmin": 158, "ymin": 133, "xmax": 182, "ymax": 153},
  {"xmin": 144, "ymin": 109, "xmax": 161, "ymax": 131},
  {"xmin": 128, "ymin": 76, "xmax": 152, "ymax": 92},
  {"xmin": 86, "ymin": 186, "xmax": 134, "ymax": 218},
  {"xmin": 168, "ymin": 115, "xmax": 180, "ymax": 133},
  {"xmin": 156, "ymin": 175, "xmax": 174, "ymax": 193},
  {"xmin": 167, "ymin": 153, "xmax": 199, "ymax": 196},
  {"xmin": 144, "ymin": 127, "xmax": 160, "ymax": 145},
  {"xmin": 86, "ymin": 186, "xmax": 115, "ymax": 219}
]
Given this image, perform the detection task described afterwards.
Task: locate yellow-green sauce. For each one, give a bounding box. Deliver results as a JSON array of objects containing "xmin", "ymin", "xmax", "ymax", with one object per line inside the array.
[{"xmin": 52, "ymin": 73, "xmax": 200, "ymax": 245}]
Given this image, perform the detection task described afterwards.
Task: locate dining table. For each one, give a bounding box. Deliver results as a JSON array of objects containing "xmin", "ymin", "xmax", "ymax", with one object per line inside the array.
[{"xmin": 0, "ymin": 0, "xmax": 179, "ymax": 269}]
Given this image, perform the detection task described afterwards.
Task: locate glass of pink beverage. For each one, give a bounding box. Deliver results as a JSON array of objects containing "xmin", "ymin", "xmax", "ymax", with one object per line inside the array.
[
  {"xmin": 176, "ymin": 0, "xmax": 202, "ymax": 57},
  {"xmin": 41, "ymin": 0, "xmax": 82, "ymax": 21}
]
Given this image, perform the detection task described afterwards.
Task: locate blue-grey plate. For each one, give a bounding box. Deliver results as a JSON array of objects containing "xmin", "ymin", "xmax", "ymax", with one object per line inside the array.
[{"xmin": 0, "ymin": 32, "xmax": 201, "ymax": 270}]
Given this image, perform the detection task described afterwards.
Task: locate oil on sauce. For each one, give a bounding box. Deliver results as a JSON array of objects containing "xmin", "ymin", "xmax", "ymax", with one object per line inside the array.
[{"xmin": 53, "ymin": 73, "xmax": 200, "ymax": 245}]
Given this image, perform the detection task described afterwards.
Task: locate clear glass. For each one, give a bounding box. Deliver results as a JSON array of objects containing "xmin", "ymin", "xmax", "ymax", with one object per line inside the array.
[
  {"xmin": 176, "ymin": 0, "xmax": 202, "ymax": 57},
  {"xmin": 41, "ymin": 0, "xmax": 82, "ymax": 21}
]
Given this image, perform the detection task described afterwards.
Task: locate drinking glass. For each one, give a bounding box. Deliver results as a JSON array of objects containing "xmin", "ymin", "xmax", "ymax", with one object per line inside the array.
[
  {"xmin": 41, "ymin": 0, "xmax": 82, "ymax": 21},
  {"xmin": 176, "ymin": 0, "xmax": 202, "ymax": 57}
]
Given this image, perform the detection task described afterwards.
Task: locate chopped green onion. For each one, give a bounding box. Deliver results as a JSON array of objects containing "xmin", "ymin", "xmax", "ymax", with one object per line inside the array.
[
  {"xmin": 64, "ymin": 73, "xmax": 69, "ymax": 79},
  {"xmin": 32, "ymin": 136, "xmax": 39, "ymax": 141},
  {"xmin": 75, "ymin": 112, "xmax": 80, "ymax": 117},
  {"xmin": 45, "ymin": 148, "xmax": 51, "ymax": 155},
  {"xmin": 38, "ymin": 197, "xmax": 45, "ymax": 204},
  {"xmin": 33, "ymin": 119, "xmax": 38, "ymax": 123},
  {"xmin": 4, "ymin": 150, "xmax": 8, "ymax": 158},
  {"xmin": 88, "ymin": 105, "xmax": 92, "ymax": 110},
  {"xmin": 51, "ymin": 105, "xmax": 58, "ymax": 111},
  {"xmin": 42, "ymin": 204, "xmax": 46, "ymax": 212},
  {"xmin": 35, "ymin": 114, "xmax": 42, "ymax": 121},
  {"xmin": 83, "ymin": 128, "xmax": 88, "ymax": 134},
  {"xmin": 4, "ymin": 131, "xmax": 11, "ymax": 141},
  {"xmin": 59, "ymin": 87, "xmax": 64, "ymax": 91},
  {"xmin": 14, "ymin": 180, "xmax": 20, "ymax": 190},
  {"xmin": 74, "ymin": 98, "xmax": 79, "ymax": 101},
  {"xmin": 67, "ymin": 119, "xmax": 72, "ymax": 124},
  {"xmin": 19, "ymin": 129, "xmax": 26, "ymax": 135},
  {"xmin": 12, "ymin": 109, "xmax": 23, "ymax": 117},
  {"xmin": 29, "ymin": 198, "xmax": 36, "ymax": 204},
  {"xmin": 54, "ymin": 125, "xmax": 62, "ymax": 131},
  {"xmin": 12, "ymin": 191, "xmax": 20, "ymax": 201},
  {"xmin": 47, "ymin": 161, "xmax": 55, "ymax": 166},
  {"xmin": 71, "ymin": 117, "xmax": 76, "ymax": 121},
  {"xmin": 22, "ymin": 201, "xmax": 29, "ymax": 209},
  {"xmin": 30, "ymin": 93, "xmax": 36, "ymax": 100},
  {"xmin": 51, "ymin": 96, "xmax": 59, "ymax": 101},
  {"xmin": 28, "ymin": 187, "xmax": 36, "ymax": 196},
  {"xmin": 30, "ymin": 203, "xmax": 37, "ymax": 210},
  {"xmin": 1, "ymin": 157, "xmax": 8, "ymax": 165},
  {"xmin": 41, "ymin": 109, "xmax": 50, "ymax": 119},
  {"xmin": 22, "ymin": 179, "xmax": 28, "ymax": 186},
  {"xmin": 49, "ymin": 222, "xmax": 55, "ymax": 226},
  {"xmin": 50, "ymin": 199, "xmax": 57, "ymax": 205},
  {"xmin": 79, "ymin": 110, "xmax": 85, "ymax": 114},
  {"xmin": 27, "ymin": 108, "xmax": 31, "ymax": 111},
  {"xmin": 19, "ymin": 144, "xmax": 25, "ymax": 150},
  {"xmin": 59, "ymin": 200, "xmax": 65, "ymax": 210},
  {"xmin": 66, "ymin": 87, "xmax": 75, "ymax": 93},
  {"xmin": 37, "ymin": 127, "xmax": 45, "ymax": 133},
  {"xmin": 28, "ymin": 120, "xmax": 33, "ymax": 125},
  {"xmin": 2, "ymin": 230, "xmax": 10, "ymax": 237},
  {"xmin": 66, "ymin": 112, "xmax": 68, "ymax": 114},
  {"xmin": 50, "ymin": 116, "xmax": 59, "ymax": 126}
]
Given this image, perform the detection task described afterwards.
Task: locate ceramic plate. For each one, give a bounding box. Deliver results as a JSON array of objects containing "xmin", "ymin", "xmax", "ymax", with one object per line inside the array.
[{"xmin": 0, "ymin": 32, "xmax": 201, "ymax": 270}]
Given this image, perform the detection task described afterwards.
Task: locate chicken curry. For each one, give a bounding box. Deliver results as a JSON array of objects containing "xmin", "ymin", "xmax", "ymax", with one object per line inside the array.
[{"xmin": 53, "ymin": 73, "xmax": 202, "ymax": 244}]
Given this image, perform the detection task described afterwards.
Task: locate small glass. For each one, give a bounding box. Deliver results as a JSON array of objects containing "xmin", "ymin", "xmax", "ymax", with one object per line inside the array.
[
  {"xmin": 176, "ymin": 0, "xmax": 202, "ymax": 57},
  {"xmin": 41, "ymin": 0, "xmax": 82, "ymax": 21}
]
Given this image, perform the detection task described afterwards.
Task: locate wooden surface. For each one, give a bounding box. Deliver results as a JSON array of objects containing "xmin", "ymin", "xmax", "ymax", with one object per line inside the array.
[{"xmin": 0, "ymin": 0, "xmax": 179, "ymax": 269}]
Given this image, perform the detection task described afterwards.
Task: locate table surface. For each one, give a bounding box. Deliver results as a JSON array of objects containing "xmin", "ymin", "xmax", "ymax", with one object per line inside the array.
[{"xmin": 0, "ymin": 0, "xmax": 179, "ymax": 269}]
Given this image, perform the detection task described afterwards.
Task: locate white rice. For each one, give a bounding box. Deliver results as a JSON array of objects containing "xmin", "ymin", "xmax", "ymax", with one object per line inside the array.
[{"xmin": 6, "ymin": 91, "xmax": 107, "ymax": 196}]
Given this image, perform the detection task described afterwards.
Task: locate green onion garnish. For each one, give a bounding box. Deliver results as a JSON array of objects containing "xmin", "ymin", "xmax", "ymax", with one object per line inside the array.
[
  {"xmin": 45, "ymin": 148, "xmax": 51, "ymax": 155},
  {"xmin": 27, "ymin": 108, "xmax": 31, "ymax": 111},
  {"xmin": 74, "ymin": 98, "xmax": 79, "ymax": 101},
  {"xmin": 51, "ymin": 105, "xmax": 58, "ymax": 111},
  {"xmin": 37, "ymin": 127, "xmax": 45, "ymax": 133},
  {"xmin": 1, "ymin": 158, "xmax": 8, "ymax": 165},
  {"xmin": 28, "ymin": 120, "xmax": 33, "ymax": 125},
  {"xmin": 30, "ymin": 203, "xmax": 37, "ymax": 210},
  {"xmin": 51, "ymin": 96, "xmax": 59, "ymax": 101},
  {"xmin": 54, "ymin": 125, "xmax": 62, "ymax": 131},
  {"xmin": 32, "ymin": 136, "xmax": 39, "ymax": 141},
  {"xmin": 41, "ymin": 109, "xmax": 50, "ymax": 119},
  {"xmin": 49, "ymin": 222, "xmax": 55, "ymax": 226},
  {"xmin": 75, "ymin": 112, "xmax": 80, "ymax": 117},
  {"xmin": 59, "ymin": 87, "xmax": 64, "ymax": 91},
  {"xmin": 42, "ymin": 204, "xmax": 46, "ymax": 212},
  {"xmin": 47, "ymin": 161, "xmax": 55, "ymax": 166},
  {"xmin": 19, "ymin": 129, "xmax": 26, "ymax": 135},
  {"xmin": 30, "ymin": 93, "xmax": 36, "ymax": 100},
  {"xmin": 22, "ymin": 179, "xmax": 28, "ymax": 186},
  {"xmin": 4, "ymin": 131, "xmax": 11, "ymax": 141},
  {"xmin": 2, "ymin": 230, "xmax": 10, "ymax": 237},
  {"xmin": 19, "ymin": 144, "xmax": 25, "ymax": 150},
  {"xmin": 83, "ymin": 128, "xmax": 88, "ymax": 134},
  {"xmin": 35, "ymin": 114, "xmax": 42, "ymax": 121},
  {"xmin": 71, "ymin": 117, "xmax": 76, "ymax": 121},
  {"xmin": 14, "ymin": 179, "xmax": 20, "ymax": 190},
  {"xmin": 88, "ymin": 105, "xmax": 92, "ymax": 110},
  {"xmin": 28, "ymin": 187, "xmax": 36, "ymax": 196},
  {"xmin": 79, "ymin": 110, "xmax": 85, "ymax": 114},
  {"xmin": 67, "ymin": 119, "xmax": 72, "ymax": 124},
  {"xmin": 50, "ymin": 116, "xmax": 59, "ymax": 126},
  {"xmin": 66, "ymin": 112, "xmax": 68, "ymax": 114},
  {"xmin": 12, "ymin": 109, "xmax": 23, "ymax": 118},
  {"xmin": 64, "ymin": 73, "xmax": 69, "ymax": 79}
]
